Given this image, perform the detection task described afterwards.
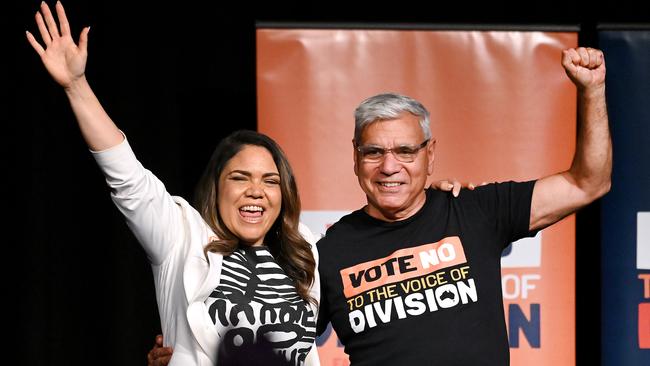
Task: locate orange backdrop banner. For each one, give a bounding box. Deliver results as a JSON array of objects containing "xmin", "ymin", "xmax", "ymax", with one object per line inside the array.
[{"xmin": 257, "ymin": 28, "xmax": 577, "ymax": 366}]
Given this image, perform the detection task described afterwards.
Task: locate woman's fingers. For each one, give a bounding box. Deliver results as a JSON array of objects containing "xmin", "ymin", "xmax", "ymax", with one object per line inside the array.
[
  {"xmin": 433, "ymin": 179, "xmax": 490, "ymax": 196},
  {"xmin": 35, "ymin": 11, "xmax": 51, "ymax": 47},
  {"xmin": 78, "ymin": 26, "xmax": 90, "ymax": 54},
  {"xmin": 436, "ymin": 179, "xmax": 462, "ymax": 197},
  {"xmin": 55, "ymin": 1, "xmax": 71, "ymax": 37},
  {"xmin": 26, "ymin": 31, "xmax": 46, "ymax": 56},
  {"xmin": 434, "ymin": 180, "xmax": 454, "ymax": 191},
  {"xmin": 451, "ymin": 180, "xmax": 461, "ymax": 197},
  {"xmin": 40, "ymin": 1, "xmax": 61, "ymax": 39}
]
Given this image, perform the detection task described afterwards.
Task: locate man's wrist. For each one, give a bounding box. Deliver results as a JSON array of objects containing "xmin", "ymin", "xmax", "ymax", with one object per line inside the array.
[{"xmin": 580, "ymin": 84, "xmax": 606, "ymax": 100}]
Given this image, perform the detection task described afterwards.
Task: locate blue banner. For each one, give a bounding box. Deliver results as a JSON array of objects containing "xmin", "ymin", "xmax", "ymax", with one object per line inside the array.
[{"xmin": 599, "ymin": 29, "xmax": 650, "ymax": 365}]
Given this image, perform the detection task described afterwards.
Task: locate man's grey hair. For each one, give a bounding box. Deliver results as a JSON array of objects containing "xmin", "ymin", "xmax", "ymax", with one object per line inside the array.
[{"xmin": 354, "ymin": 93, "xmax": 431, "ymax": 145}]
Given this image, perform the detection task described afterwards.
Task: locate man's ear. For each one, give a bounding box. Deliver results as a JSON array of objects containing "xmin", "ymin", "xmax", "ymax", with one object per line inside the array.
[
  {"xmin": 427, "ymin": 138, "xmax": 436, "ymax": 175},
  {"xmin": 352, "ymin": 139, "xmax": 359, "ymax": 176}
]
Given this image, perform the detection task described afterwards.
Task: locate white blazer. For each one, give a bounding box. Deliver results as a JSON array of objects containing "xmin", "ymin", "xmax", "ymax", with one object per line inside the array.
[{"xmin": 92, "ymin": 136, "xmax": 320, "ymax": 366}]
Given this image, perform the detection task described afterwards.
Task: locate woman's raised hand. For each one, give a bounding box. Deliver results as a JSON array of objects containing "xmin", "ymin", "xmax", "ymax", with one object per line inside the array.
[{"xmin": 26, "ymin": 1, "xmax": 90, "ymax": 89}]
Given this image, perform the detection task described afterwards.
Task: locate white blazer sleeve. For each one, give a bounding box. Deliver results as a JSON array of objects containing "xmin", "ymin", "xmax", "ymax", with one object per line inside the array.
[{"xmin": 91, "ymin": 134, "xmax": 185, "ymax": 265}]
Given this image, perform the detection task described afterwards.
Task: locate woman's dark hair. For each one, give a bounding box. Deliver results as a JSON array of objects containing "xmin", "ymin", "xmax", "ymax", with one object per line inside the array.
[{"xmin": 195, "ymin": 130, "xmax": 316, "ymax": 305}]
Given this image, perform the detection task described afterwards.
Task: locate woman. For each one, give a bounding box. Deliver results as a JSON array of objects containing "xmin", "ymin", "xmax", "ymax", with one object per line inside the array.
[{"xmin": 26, "ymin": 2, "xmax": 319, "ymax": 365}]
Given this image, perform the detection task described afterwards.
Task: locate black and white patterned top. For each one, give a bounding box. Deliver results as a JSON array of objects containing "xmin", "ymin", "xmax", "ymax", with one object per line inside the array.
[{"xmin": 205, "ymin": 246, "xmax": 316, "ymax": 366}]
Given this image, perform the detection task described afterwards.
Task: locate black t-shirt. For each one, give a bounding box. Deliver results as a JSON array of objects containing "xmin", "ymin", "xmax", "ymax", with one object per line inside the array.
[{"xmin": 316, "ymin": 181, "xmax": 537, "ymax": 366}]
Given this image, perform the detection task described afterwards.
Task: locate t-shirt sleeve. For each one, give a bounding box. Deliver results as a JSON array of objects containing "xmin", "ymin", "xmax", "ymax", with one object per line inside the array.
[{"xmin": 473, "ymin": 180, "xmax": 538, "ymax": 245}]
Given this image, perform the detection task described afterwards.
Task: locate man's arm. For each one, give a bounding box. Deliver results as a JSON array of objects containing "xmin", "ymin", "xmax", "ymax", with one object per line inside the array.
[{"xmin": 530, "ymin": 47, "xmax": 612, "ymax": 231}]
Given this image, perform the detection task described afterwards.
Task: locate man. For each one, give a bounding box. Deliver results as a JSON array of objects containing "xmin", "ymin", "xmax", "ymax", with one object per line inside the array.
[
  {"xmin": 148, "ymin": 46, "xmax": 610, "ymax": 365},
  {"xmin": 314, "ymin": 46, "xmax": 610, "ymax": 365}
]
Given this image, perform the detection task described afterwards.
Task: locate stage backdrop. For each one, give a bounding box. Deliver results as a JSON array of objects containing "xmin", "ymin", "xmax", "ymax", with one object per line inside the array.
[
  {"xmin": 599, "ymin": 29, "xmax": 650, "ymax": 366},
  {"xmin": 257, "ymin": 27, "xmax": 577, "ymax": 365}
]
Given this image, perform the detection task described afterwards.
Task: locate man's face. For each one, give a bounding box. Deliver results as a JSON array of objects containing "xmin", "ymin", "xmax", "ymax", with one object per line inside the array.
[{"xmin": 354, "ymin": 113, "xmax": 435, "ymax": 221}]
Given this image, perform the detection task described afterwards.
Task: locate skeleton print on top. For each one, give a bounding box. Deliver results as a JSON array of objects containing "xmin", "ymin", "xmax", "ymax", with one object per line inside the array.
[{"xmin": 205, "ymin": 245, "xmax": 316, "ymax": 366}]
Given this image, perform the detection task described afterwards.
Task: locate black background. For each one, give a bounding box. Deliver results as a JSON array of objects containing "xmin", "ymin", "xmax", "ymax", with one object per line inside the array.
[{"xmin": 5, "ymin": 0, "xmax": 648, "ymax": 365}]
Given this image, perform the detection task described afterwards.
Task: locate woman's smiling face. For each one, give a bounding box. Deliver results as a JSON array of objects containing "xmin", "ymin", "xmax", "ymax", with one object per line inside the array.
[{"xmin": 217, "ymin": 145, "xmax": 282, "ymax": 246}]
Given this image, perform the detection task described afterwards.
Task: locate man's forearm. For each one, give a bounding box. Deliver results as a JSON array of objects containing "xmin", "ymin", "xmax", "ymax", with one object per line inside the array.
[{"xmin": 569, "ymin": 85, "xmax": 613, "ymax": 199}]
